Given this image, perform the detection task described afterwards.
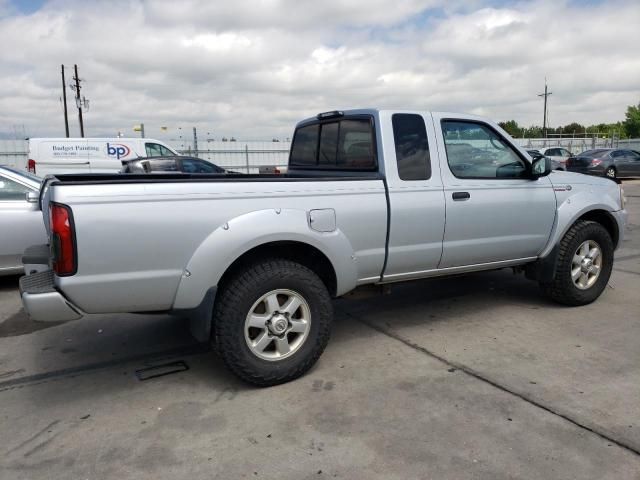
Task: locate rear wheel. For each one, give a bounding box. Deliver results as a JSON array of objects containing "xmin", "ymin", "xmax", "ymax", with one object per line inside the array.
[
  {"xmin": 605, "ymin": 166, "xmax": 616, "ymax": 178},
  {"xmin": 213, "ymin": 259, "xmax": 332, "ymax": 386},
  {"xmin": 540, "ymin": 220, "xmax": 613, "ymax": 306}
]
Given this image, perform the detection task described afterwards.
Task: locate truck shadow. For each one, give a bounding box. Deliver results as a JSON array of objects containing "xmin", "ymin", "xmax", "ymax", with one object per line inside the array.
[
  {"xmin": 1, "ymin": 268, "xmax": 565, "ymax": 406},
  {"xmin": 336, "ymin": 268, "xmax": 556, "ymax": 328},
  {"xmin": 0, "ymin": 275, "xmax": 68, "ymax": 337}
]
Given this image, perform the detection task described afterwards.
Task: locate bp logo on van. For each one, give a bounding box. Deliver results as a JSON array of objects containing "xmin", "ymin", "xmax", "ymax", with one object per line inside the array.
[{"xmin": 107, "ymin": 143, "xmax": 131, "ymax": 159}]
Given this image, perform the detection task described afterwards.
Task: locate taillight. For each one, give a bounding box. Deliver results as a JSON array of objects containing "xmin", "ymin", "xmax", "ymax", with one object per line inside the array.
[
  {"xmin": 49, "ymin": 203, "xmax": 77, "ymax": 276},
  {"xmin": 28, "ymin": 159, "xmax": 36, "ymax": 174},
  {"xmin": 591, "ymin": 159, "xmax": 602, "ymax": 166}
]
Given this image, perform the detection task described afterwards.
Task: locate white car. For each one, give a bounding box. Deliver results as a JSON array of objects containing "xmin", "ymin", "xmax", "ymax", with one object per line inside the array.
[
  {"xmin": 0, "ymin": 166, "xmax": 47, "ymax": 275},
  {"xmin": 529, "ymin": 147, "xmax": 573, "ymax": 170}
]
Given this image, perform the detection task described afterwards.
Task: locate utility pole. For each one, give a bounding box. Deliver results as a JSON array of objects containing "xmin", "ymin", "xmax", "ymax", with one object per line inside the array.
[
  {"xmin": 538, "ymin": 79, "xmax": 552, "ymax": 138},
  {"xmin": 193, "ymin": 127, "xmax": 198, "ymax": 154},
  {"xmin": 73, "ymin": 64, "xmax": 84, "ymax": 137},
  {"xmin": 61, "ymin": 65, "xmax": 69, "ymax": 137}
]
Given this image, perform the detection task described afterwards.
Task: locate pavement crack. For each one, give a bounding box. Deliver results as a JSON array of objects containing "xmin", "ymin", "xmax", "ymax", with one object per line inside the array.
[
  {"xmin": 344, "ymin": 309, "xmax": 640, "ymax": 458},
  {"xmin": 0, "ymin": 343, "xmax": 210, "ymax": 392},
  {"xmin": 5, "ymin": 420, "xmax": 60, "ymax": 456}
]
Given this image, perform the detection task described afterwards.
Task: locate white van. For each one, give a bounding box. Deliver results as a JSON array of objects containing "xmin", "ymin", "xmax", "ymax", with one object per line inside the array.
[{"xmin": 25, "ymin": 138, "xmax": 179, "ymax": 176}]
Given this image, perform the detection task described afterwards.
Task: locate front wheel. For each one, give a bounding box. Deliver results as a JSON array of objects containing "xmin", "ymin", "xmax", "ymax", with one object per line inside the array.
[
  {"xmin": 540, "ymin": 220, "xmax": 614, "ymax": 306},
  {"xmin": 213, "ymin": 259, "xmax": 333, "ymax": 386}
]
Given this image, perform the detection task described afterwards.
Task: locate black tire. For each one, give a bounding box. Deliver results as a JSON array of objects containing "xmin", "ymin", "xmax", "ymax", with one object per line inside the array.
[
  {"xmin": 605, "ymin": 166, "xmax": 616, "ymax": 178},
  {"xmin": 540, "ymin": 220, "xmax": 614, "ymax": 306},
  {"xmin": 213, "ymin": 259, "xmax": 332, "ymax": 386}
]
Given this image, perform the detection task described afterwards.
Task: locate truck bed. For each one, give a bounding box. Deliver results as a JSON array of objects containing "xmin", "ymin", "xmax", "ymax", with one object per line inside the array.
[
  {"xmin": 47, "ymin": 172, "xmax": 383, "ymax": 185},
  {"xmin": 42, "ymin": 172, "xmax": 390, "ymax": 314}
]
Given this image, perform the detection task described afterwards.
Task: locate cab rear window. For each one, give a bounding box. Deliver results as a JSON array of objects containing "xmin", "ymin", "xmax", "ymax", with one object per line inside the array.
[{"xmin": 290, "ymin": 118, "xmax": 376, "ymax": 170}]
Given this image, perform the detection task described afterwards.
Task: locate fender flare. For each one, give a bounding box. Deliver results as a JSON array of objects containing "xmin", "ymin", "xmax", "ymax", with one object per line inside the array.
[
  {"xmin": 539, "ymin": 189, "xmax": 620, "ymax": 260},
  {"xmin": 172, "ymin": 208, "xmax": 358, "ymax": 309},
  {"xmin": 531, "ymin": 202, "xmax": 619, "ymax": 282}
]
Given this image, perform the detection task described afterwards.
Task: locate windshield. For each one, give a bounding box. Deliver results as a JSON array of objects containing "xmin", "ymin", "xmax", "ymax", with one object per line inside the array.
[{"xmin": 1, "ymin": 166, "xmax": 42, "ymax": 183}]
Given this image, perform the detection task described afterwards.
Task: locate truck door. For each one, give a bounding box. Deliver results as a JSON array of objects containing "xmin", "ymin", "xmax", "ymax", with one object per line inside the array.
[
  {"xmin": 381, "ymin": 111, "xmax": 446, "ymax": 281},
  {"xmin": 433, "ymin": 115, "xmax": 556, "ymax": 268}
]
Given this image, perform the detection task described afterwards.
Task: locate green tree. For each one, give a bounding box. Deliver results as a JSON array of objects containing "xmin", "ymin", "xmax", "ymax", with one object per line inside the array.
[
  {"xmin": 623, "ymin": 102, "xmax": 640, "ymax": 138},
  {"xmin": 498, "ymin": 120, "xmax": 522, "ymax": 137},
  {"xmin": 523, "ymin": 125, "xmax": 543, "ymax": 138},
  {"xmin": 560, "ymin": 122, "xmax": 585, "ymax": 135}
]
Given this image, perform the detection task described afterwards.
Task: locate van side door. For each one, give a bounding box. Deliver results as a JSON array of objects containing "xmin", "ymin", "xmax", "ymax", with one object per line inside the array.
[
  {"xmin": 37, "ymin": 140, "xmax": 91, "ymax": 176},
  {"xmin": 381, "ymin": 111, "xmax": 446, "ymax": 281},
  {"xmin": 432, "ymin": 114, "xmax": 556, "ymax": 268}
]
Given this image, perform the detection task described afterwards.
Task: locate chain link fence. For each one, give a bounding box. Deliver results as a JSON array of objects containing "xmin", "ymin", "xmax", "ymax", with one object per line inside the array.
[
  {"xmin": 171, "ymin": 140, "xmax": 291, "ymax": 173},
  {"xmin": 1, "ymin": 137, "xmax": 638, "ymax": 172},
  {"xmin": 0, "ymin": 139, "xmax": 28, "ymax": 169},
  {"xmin": 513, "ymin": 137, "xmax": 640, "ymax": 153}
]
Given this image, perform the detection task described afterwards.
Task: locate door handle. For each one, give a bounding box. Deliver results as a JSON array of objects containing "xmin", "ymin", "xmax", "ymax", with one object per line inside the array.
[{"xmin": 452, "ymin": 191, "xmax": 470, "ymax": 201}]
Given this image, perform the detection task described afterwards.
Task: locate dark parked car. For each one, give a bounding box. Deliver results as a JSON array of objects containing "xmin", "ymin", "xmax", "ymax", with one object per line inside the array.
[
  {"xmin": 120, "ymin": 156, "xmax": 226, "ymax": 174},
  {"xmin": 566, "ymin": 149, "xmax": 640, "ymax": 179}
]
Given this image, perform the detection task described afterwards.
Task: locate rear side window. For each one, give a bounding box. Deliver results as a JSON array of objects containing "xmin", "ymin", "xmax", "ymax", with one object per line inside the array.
[
  {"xmin": 181, "ymin": 158, "xmax": 224, "ymax": 173},
  {"xmin": 290, "ymin": 117, "xmax": 375, "ymax": 170},
  {"xmin": 392, "ymin": 114, "xmax": 431, "ymax": 180},
  {"xmin": 148, "ymin": 159, "xmax": 178, "ymax": 171}
]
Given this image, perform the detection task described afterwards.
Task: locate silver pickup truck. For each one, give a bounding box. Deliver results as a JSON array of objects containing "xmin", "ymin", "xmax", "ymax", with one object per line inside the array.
[{"xmin": 20, "ymin": 109, "xmax": 627, "ymax": 386}]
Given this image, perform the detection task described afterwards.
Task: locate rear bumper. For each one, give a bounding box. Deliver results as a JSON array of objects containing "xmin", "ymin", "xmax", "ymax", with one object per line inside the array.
[{"xmin": 19, "ymin": 271, "xmax": 83, "ymax": 322}]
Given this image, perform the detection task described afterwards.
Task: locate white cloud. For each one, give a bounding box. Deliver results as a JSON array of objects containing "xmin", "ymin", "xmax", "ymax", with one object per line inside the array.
[{"xmin": 0, "ymin": 0, "xmax": 638, "ymax": 140}]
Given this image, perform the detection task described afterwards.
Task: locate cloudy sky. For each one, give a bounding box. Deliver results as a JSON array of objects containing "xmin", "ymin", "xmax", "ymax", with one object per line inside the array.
[{"xmin": 0, "ymin": 0, "xmax": 639, "ymax": 140}]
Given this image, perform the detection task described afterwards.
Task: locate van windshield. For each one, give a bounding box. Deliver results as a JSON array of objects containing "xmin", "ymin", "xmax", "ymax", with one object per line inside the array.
[{"xmin": 145, "ymin": 143, "xmax": 175, "ymax": 157}]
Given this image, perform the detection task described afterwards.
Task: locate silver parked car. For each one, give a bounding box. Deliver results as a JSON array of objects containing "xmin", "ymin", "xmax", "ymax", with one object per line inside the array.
[
  {"xmin": 528, "ymin": 147, "xmax": 573, "ymax": 170},
  {"xmin": 0, "ymin": 166, "xmax": 47, "ymax": 275}
]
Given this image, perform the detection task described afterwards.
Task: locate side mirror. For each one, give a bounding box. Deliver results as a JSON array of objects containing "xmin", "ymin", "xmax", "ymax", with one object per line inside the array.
[
  {"xmin": 25, "ymin": 190, "xmax": 39, "ymax": 203},
  {"xmin": 531, "ymin": 156, "xmax": 551, "ymax": 179}
]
